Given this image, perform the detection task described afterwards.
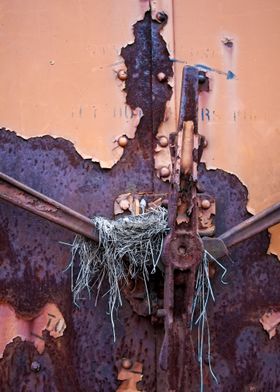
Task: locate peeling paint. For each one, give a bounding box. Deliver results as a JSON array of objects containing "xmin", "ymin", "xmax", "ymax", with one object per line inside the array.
[
  {"xmin": 0, "ymin": 303, "xmax": 65, "ymax": 358},
  {"xmin": 172, "ymin": 0, "xmax": 280, "ymax": 259},
  {"xmin": 260, "ymin": 310, "xmax": 280, "ymax": 339},
  {"xmin": 0, "ymin": 1, "xmax": 150, "ymax": 169}
]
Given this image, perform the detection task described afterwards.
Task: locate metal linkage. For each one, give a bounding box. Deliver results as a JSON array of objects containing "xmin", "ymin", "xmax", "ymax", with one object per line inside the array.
[
  {"xmin": 0, "ymin": 172, "xmax": 98, "ymax": 242},
  {"xmin": 160, "ymin": 66, "xmax": 202, "ymax": 391},
  {"xmin": 203, "ymin": 202, "xmax": 280, "ymax": 259}
]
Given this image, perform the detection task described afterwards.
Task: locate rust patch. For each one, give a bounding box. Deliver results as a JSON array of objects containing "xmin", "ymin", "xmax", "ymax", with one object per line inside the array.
[
  {"xmin": 197, "ymin": 163, "xmax": 280, "ymax": 391},
  {"xmin": 0, "ymin": 10, "xmax": 172, "ymax": 391}
]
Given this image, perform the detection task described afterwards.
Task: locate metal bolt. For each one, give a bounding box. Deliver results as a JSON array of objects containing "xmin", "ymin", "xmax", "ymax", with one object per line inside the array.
[
  {"xmin": 117, "ymin": 69, "xmax": 127, "ymax": 81},
  {"xmin": 119, "ymin": 199, "xmax": 130, "ymax": 211},
  {"xmin": 31, "ymin": 361, "xmax": 41, "ymax": 373},
  {"xmin": 157, "ymin": 72, "xmax": 167, "ymax": 82},
  {"xmin": 222, "ymin": 37, "xmax": 234, "ymax": 48},
  {"xmin": 160, "ymin": 167, "xmax": 170, "ymax": 178},
  {"xmin": 158, "ymin": 136, "xmax": 168, "ymax": 147},
  {"xmin": 201, "ymin": 199, "xmax": 211, "ymax": 209},
  {"xmin": 155, "ymin": 11, "xmax": 167, "ymax": 23},
  {"xmin": 118, "ymin": 135, "xmax": 128, "ymax": 147},
  {"xmin": 198, "ymin": 73, "xmax": 206, "ymax": 84},
  {"xmin": 122, "ymin": 358, "xmax": 132, "ymax": 369},
  {"xmin": 178, "ymin": 246, "xmax": 187, "ymax": 256}
]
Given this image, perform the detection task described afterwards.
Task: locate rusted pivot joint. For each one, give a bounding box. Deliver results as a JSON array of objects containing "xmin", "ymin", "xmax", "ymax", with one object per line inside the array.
[{"xmin": 160, "ymin": 66, "xmax": 202, "ymax": 391}]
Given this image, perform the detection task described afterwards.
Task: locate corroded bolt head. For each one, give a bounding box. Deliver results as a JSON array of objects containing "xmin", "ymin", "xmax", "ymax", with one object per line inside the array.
[
  {"xmin": 122, "ymin": 358, "xmax": 132, "ymax": 369},
  {"xmin": 201, "ymin": 199, "xmax": 211, "ymax": 209},
  {"xmin": 31, "ymin": 361, "xmax": 41, "ymax": 373},
  {"xmin": 178, "ymin": 246, "xmax": 187, "ymax": 256},
  {"xmin": 158, "ymin": 136, "xmax": 168, "ymax": 147},
  {"xmin": 156, "ymin": 11, "xmax": 167, "ymax": 23},
  {"xmin": 118, "ymin": 135, "xmax": 128, "ymax": 147},
  {"xmin": 119, "ymin": 199, "xmax": 130, "ymax": 211},
  {"xmin": 198, "ymin": 73, "xmax": 206, "ymax": 84},
  {"xmin": 157, "ymin": 72, "xmax": 167, "ymax": 82},
  {"xmin": 160, "ymin": 167, "xmax": 170, "ymax": 178},
  {"xmin": 117, "ymin": 69, "xmax": 127, "ymax": 81}
]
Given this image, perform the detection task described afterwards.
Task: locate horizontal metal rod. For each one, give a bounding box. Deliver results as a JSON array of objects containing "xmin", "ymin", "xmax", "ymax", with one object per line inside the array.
[
  {"xmin": 0, "ymin": 172, "xmax": 98, "ymax": 242},
  {"xmin": 219, "ymin": 201, "xmax": 280, "ymax": 248},
  {"xmin": 1, "ymin": 172, "xmax": 279, "ymax": 253}
]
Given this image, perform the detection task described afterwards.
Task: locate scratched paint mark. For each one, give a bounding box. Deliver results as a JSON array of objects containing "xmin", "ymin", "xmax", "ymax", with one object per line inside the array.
[
  {"xmin": 170, "ymin": 58, "xmax": 236, "ymax": 79},
  {"xmin": 194, "ymin": 64, "xmax": 236, "ymax": 79}
]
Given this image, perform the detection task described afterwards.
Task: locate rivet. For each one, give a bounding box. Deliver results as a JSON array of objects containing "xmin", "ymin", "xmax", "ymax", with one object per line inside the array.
[
  {"xmin": 119, "ymin": 199, "xmax": 130, "ymax": 211},
  {"xmin": 158, "ymin": 136, "xmax": 168, "ymax": 147},
  {"xmin": 201, "ymin": 199, "xmax": 211, "ymax": 209},
  {"xmin": 118, "ymin": 135, "xmax": 128, "ymax": 147},
  {"xmin": 160, "ymin": 167, "xmax": 170, "ymax": 178},
  {"xmin": 49, "ymin": 60, "xmax": 55, "ymax": 65},
  {"xmin": 157, "ymin": 72, "xmax": 167, "ymax": 82},
  {"xmin": 31, "ymin": 361, "xmax": 41, "ymax": 373},
  {"xmin": 203, "ymin": 138, "xmax": 208, "ymax": 148},
  {"xmin": 155, "ymin": 11, "xmax": 167, "ymax": 23},
  {"xmin": 122, "ymin": 358, "xmax": 132, "ymax": 369},
  {"xmin": 117, "ymin": 69, "xmax": 127, "ymax": 81}
]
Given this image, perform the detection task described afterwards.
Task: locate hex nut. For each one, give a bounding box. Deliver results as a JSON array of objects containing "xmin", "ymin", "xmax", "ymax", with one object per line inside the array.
[{"xmin": 118, "ymin": 135, "xmax": 128, "ymax": 147}]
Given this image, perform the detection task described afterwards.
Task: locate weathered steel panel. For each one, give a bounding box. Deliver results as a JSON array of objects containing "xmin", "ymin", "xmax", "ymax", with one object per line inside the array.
[
  {"xmin": 172, "ymin": 0, "xmax": 280, "ymax": 256},
  {"xmin": 0, "ymin": 9, "xmax": 172, "ymax": 392},
  {"xmin": 0, "ymin": 1, "xmax": 280, "ymax": 391}
]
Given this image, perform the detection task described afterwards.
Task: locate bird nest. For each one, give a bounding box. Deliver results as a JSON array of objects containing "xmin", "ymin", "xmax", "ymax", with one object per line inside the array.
[{"xmin": 65, "ymin": 207, "xmax": 169, "ymax": 339}]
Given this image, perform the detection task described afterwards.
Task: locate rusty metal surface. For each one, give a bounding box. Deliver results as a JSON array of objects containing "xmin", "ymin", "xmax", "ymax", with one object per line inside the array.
[
  {"xmin": 173, "ymin": 0, "xmax": 280, "ymax": 257},
  {"xmin": 0, "ymin": 0, "xmax": 151, "ymax": 168},
  {"xmin": 202, "ymin": 201, "xmax": 280, "ymax": 259},
  {"xmin": 0, "ymin": 5, "xmax": 280, "ymax": 392},
  {"xmin": 0, "ymin": 11, "xmax": 172, "ymax": 391},
  {"xmin": 160, "ymin": 66, "xmax": 202, "ymax": 391},
  {"xmin": 197, "ymin": 164, "xmax": 280, "ymax": 391},
  {"xmin": 0, "ymin": 171, "xmax": 98, "ymax": 242},
  {"xmin": 219, "ymin": 201, "xmax": 280, "ymax": 249}
]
